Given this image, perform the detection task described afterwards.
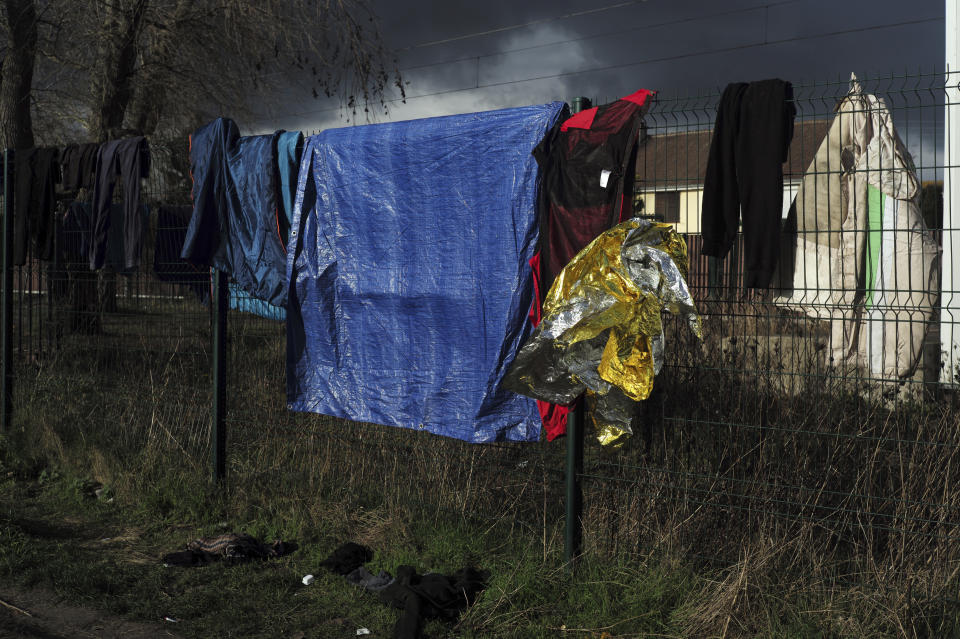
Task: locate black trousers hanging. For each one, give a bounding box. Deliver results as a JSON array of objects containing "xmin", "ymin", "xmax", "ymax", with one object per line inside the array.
[
  {"xmin": 60, "ymin": 142, "xmax": 99, "ymax": 191},
  {"xmin": 13, "ymin": 147, "xmax": 60, "ymax": 266},
  {"xmin": 700, "ymin": 79, "xmax": 795, "ymax": 289},
  {"xmin": 89, "ymin": 136, "xmax": 150, "ymax": 270}
]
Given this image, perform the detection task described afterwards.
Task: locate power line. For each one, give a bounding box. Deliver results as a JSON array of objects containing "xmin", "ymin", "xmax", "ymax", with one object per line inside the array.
[
  {"xmin": 397, "ymin": 1, "xmax": 648, "ymax": 51},
  {"xmin": 399, "ymin": 0, "xmax": 802, "ymax": 74},
  {"xmin": 244, "ymin": 0, "xmax": 801, "ymax": 82},
  {"xmin": 249, "ymin": 16, "xmax": 942, "ymax": 125}
]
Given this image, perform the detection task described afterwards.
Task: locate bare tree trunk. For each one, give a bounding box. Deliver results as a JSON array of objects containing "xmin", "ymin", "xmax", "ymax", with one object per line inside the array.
[
  {"xmin": 81, "ymin": 0, "xmax": 148, "ymax": 331},
  {"xmin": 0, "ymin": 0, "xmax": 37, "ymax": 149},
  {"xmin": 128, "ymin": 0, "xmax": 191, "ymax": 136},
  {"xmin": 89, "ymin": 0, "xmax": 148, "ymax": 141}
]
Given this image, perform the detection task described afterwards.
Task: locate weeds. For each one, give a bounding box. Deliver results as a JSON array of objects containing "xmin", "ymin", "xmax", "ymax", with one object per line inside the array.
[{"xmin": 3, "ymin": 289, "xmax": 960, "ymax": 636}]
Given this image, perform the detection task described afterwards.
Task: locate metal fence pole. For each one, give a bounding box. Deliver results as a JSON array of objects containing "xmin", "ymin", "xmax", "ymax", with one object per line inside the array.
[
  {"xmin": 211, "ymin": 268, "xmax": 228, "ymax": 481},
  {"xmin": 564, "ymin": 402, "xmax": 585, "ymax": 566},
  {"xmin": 564, "ymin": 96, "xmax": 592, "ymax": 568},
  {"xmin": 1, "ymin": 149, "xmax": 13, "ymax": 433}
]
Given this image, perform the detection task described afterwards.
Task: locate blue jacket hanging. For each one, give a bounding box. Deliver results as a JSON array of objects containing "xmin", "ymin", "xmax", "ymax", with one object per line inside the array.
[{"xmin": 182, "ymin": 118, "xmax": 293, "ymax": 308}]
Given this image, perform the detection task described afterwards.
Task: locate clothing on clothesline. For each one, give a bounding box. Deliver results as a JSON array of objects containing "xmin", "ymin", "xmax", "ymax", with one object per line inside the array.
[
  {"xmin": 90, "ymin": 136, "xmax": 151, "ymax": 270},
  {"xmin": 61, "ymin": 201, "xmax": 149, "ymax": 270},
  {"xmin": 529, "ymin": 89, "xmax": 653, "ymax": 440},
  {"xmin": 229, "ymin": 283, "xmax": 285, "ymax": 320},
  {"xmin": 182, "ymin": 118, "xmax": 290, "ymax": 307},
  {"xmin": 701, "ymin": 78, "xmax": 795, "ymax": 289},
  {"xmin": 533, "ymin": 89, "xmax": 654, "ymax": 296},
  {"xmin": 277, "ymin": 131, "xmax": 304, "ymax": 229},
  {"xmin": 526, "ymin": 251, "xmax": 575, "ymax": 440},
  {"xmin": 775, "ymin": 74, "xmax": 939, "ymax": 382},
  {"xmin": 59, "ymin": 142, "xmax": 99, "ymax": 191},
  {"xmin": 286, "ymin": 102, "xmax": 564, "ymax": 443},
  {"xmin": 13, "ymin": 147, "xmax": 60, "ymax": 265}
]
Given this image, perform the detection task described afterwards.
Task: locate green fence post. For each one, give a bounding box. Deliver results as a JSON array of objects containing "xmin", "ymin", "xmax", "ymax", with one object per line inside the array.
[
  {"xmin": 1, "ymin": 149, "xmax": 14, "ymax": 433},
  {"xmin": 211, "ymin": 268, "xmax": 227, "ymax": 482},
  {"xmin": 565, "ymin": 402, "xmax": 585, "ymax": 567},
  {"xmin": 564, "ymin": 96, "xmax": 592, "ymax": 569}
]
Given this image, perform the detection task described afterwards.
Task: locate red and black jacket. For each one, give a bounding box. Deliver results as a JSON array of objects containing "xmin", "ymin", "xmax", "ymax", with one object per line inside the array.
[{"xmin": 533, "ymin": 89, "xmax": 654, "ymax": 295}]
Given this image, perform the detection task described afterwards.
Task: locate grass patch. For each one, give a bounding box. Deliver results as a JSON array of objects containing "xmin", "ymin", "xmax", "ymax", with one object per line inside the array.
[{"xmin": 4, "ymin": 297, "xmax": 960, "ymax": 636}]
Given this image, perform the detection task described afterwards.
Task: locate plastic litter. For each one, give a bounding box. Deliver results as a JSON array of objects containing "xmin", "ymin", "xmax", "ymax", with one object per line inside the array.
[
  {"xmin": 504, "ymin": 218, "xmax": 701, "ymax": 445},
  {"xmin": 356, "ymin": 629, "xmax": 370, "ymax": 636},
  {"xmin": 302, "ymin": 574, "xmax": 315, "ymax": 585}
]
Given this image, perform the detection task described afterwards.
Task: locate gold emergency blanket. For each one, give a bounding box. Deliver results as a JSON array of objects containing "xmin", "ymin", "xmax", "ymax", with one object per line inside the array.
[{"xmin": 504, "ymin": 218, "xmax": 701, "ymax": 446}]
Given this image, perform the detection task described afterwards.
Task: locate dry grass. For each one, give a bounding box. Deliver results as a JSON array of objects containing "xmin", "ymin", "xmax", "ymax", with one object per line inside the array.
[{"xmin": 7, "ymin": 292, "xmax": 960, "ymax": 636}]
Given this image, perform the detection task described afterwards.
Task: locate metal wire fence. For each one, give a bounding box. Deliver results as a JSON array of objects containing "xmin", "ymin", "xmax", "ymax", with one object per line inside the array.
[{"xmin": 3, "ymin": 69, "xmax": 959, "ymax": 581}]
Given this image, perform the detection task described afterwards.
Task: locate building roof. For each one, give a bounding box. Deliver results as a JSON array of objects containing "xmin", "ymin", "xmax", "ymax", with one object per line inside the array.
[{"xmin": 635, "ymin": 118, "xmax": 832, "ymax": 189}]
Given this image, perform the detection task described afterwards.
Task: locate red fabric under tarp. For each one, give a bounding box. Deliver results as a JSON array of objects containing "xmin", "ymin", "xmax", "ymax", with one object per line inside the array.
[{"xmin": 527, "ymin": 252, "xmax": 570, "ymax": 440}]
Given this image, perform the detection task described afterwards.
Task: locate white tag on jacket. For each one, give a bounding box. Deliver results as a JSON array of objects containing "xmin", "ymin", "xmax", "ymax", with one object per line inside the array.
[{"xmin": 600, "ymin": 169, "xmax": 611, "ymax": 188}]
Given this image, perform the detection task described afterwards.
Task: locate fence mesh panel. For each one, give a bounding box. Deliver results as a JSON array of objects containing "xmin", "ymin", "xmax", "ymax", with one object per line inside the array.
[{"xmin": 8, "ymin": 70, "xmax": 960, "ymax": 576}]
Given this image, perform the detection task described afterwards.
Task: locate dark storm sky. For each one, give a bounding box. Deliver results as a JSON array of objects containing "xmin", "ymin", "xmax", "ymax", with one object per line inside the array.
[{"xmin": 259, "ymin": 0, "xmax": 945, "ymax": 131}]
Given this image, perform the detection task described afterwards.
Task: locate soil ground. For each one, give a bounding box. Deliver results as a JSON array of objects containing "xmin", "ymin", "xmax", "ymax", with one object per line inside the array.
[{"xmin": 0, "ymin": 586, "xmax": 183, "ymax": 639}]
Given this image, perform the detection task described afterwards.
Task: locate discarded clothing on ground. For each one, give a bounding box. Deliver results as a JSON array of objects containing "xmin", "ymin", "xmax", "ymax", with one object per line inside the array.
[
  {"xmin": 345, "ymin": 566, "xmax": 395, "ymax": 592},
  {"xmin": 90, "ymin": 136, "xmax": 150, "ymax": 270},
  {"xmin": 378, "ymin": 565, "xmax": 488, "ymax": 639},
  {"xmin": 775, "ymin": 74, "xmax": 939, "ymax": 381},
  {"xmin": 322, "ymin": 543, "xmax": 487, "ymax": 639},
  {"xmin": 286, "ymin": 102, "xmax": 565, "ymax": 443},
  {"xmin": 182, "ymin": 118, "xmax": 293, "ymax": 308},
  {"xmin": 161, "ymin": 533, "xmax": 294, "ymax": 567},
  {"xmin": 530, "ymin": 89, "xmax": 653, "ymax": 440},
  {"xmin": 504, "ymin": 218, "xmax": 701, "ymax": 446},
  {"xmin": 13, "ymin": 147, "xmax": 60, "ymax": 265},
  {"xmin": 701, "ymin": 78, "xmax": 795, "ymax": 289},
  {"xmin": 319, "ymin": 542, "xmax": 374, "ymax": 575}
]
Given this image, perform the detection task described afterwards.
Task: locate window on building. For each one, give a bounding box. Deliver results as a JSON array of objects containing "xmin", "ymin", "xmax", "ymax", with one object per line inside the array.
[{"xmin": 657, "ymin": 191, "xmax": 680, "ymax": 224}]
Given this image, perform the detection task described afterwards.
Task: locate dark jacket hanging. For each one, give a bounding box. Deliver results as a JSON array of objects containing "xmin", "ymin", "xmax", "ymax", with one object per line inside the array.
[
  {"xmin": 181, "ymin": 117, "xmax": 290, "ymax": 308},
  {"xmin": 60, "ymin": 142, "xmax": 99, "ymax": 191},
  {"xmin": 700, "ymin": 78, "xmax": 795, "ymax": 289},
  {"xmin": 533, "ymin": 88, "xmax": 654, "ymax": 295}
]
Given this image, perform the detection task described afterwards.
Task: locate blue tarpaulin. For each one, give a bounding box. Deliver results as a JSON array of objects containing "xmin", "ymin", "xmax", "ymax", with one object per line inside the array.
[
  {"xmin": 182, "ymin": 118, "xmax": 292, "ymax": 308},
  {"xmin": 286, "ymin": 102, "xmax": 565, "ymax": 443}
]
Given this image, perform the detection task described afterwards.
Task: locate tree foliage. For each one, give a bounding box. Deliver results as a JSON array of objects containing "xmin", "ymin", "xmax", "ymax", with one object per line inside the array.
[{"xmin": 1, "ymin": 0, "xmax": 404, "ymax": 145}]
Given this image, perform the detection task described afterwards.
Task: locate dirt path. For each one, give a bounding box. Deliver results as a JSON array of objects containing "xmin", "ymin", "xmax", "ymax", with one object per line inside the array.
[{"xmin": 0, "ymin": 587, "xmax": 183, "ymax": 639}]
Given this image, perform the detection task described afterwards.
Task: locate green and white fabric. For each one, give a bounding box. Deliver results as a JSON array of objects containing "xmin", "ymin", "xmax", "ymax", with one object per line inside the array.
[{"xmin": 776, "ymin": 73, "xmax": 940, "ymax": 382}]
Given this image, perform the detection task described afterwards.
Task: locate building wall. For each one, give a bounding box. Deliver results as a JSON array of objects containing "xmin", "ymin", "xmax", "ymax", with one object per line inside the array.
[
  {"xmin": 637, "ymin": 184, "xmax": 799, "ymax": 235},
  {"xmin": 636, "ymin": 189, "xmax": 703, "ymax": 234}
]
